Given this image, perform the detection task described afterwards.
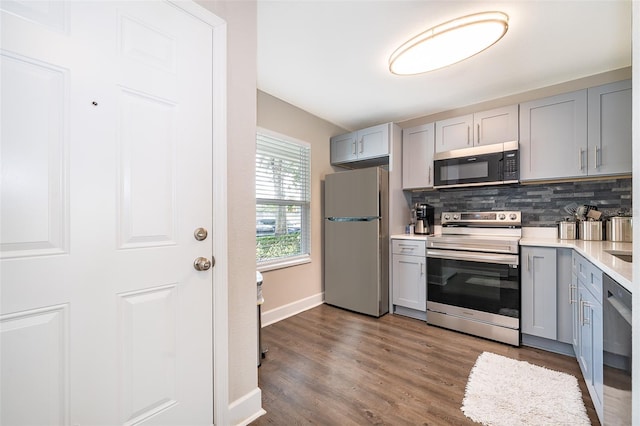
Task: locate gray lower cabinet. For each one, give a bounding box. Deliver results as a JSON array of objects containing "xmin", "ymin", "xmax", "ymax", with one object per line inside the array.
[
  {"xmin": 522, "ymin": 247, "xmax": 606, "ymax": 423},
  {"xmin": 556, "ymin": 248, "xmax": 574, "ymax": 344},
  {"xmin": 572, "ymin": 251, "xmax": 604, "ymax": 423},
  {"xmin": 520, "ymin": 247, "xmax": 574, "ymax": 345},
  {"xmin": 571, "ymin": 252, "xmax": 581, "ymax": 355},
  {"xmin": 391, "ymin": 239, "xmax": 426, "ymax": 320},
  {"xmin": 521, "ymin": 247, "xmax": 557, "ymax": 339}
]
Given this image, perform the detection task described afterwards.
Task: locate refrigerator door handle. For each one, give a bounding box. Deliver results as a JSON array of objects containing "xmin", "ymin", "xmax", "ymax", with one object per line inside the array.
[{"xmin": 327, "ymin": 217, "xmax": 381, "ymax": 222}]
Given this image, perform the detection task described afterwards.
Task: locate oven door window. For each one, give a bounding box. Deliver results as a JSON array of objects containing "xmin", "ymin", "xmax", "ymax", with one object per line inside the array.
[
  {"xmin": 434, "ymin": 152, "xmax": 502, "ymax": 187},
  {"xmin": 427, "ymin": 256, "xmax": 520, "ymax": 318}
]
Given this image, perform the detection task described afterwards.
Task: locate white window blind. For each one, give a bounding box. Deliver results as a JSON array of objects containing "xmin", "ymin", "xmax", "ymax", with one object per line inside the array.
[{"xmin": 256, "ymin": 129, "xmax": 311, "ymax": 265}]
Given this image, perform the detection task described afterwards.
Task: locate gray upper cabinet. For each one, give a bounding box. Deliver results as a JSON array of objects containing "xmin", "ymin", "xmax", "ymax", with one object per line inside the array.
[
  {"xmin": 474, "ymin": 105, "xmax": 519, "ymax": 146},
  {"xmin": 402, "ymin": 123, "xmax": 435, "ymax": 190},
  {"xmin": 331, "ymin": 123, "xmax": 389, "ymax": 165},
  {"xmin": 359, "ymin": 124, "xmax": 390, "ymax": 158},
  {"xmin": 330, "ymin": 132, "xmax": 358, "ymax": 163},
  {"xmin": 435, "ymin": 105, "xmax": 518, "ymax": 153},
  {"xmin": 587, "ymin": 79, "xmax": 632, "ymax": 176},
  {"xmin": 519, "ymin": 90, "xmax": 588, "ymax": 181},
  {"xmin": 520, "ymin": 80, "xmax": 631, "ymax": 182},
  {"xmin": 435, "ymin": 114, "xmax": 473, "ymax": 152}
]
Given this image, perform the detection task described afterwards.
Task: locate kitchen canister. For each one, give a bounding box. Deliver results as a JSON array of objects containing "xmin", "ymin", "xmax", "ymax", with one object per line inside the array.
[
  {"xmin": 558, "ymin": 221, "xmax": 577, "ymax": 239},
  {"xmin": 579, "ymin": 220, "xmax": 603, "ymax": 241},
  {"xmin": 606, "ymin": 216, "xmax": 632, "ymax": 242}
]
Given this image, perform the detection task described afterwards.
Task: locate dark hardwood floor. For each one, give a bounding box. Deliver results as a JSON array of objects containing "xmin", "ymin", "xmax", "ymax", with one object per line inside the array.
[{"xmin": 252, "ymin": 304, "xmax": 598, "ymax": 425}]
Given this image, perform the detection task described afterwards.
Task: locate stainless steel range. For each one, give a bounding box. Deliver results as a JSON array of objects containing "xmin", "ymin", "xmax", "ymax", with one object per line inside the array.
[{"xmin": 426, "ymin": 211, "xmax": 522, "ymax": 346}]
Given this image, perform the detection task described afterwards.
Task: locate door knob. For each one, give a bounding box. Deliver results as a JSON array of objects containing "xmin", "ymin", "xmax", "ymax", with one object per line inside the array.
[
  {"xmin": 194, "ymin": 227, "xmax": 208, "ymax": 241},
  {"xmin": 194, "ymin": 256, "xmax": 213, "ymax": 271}
]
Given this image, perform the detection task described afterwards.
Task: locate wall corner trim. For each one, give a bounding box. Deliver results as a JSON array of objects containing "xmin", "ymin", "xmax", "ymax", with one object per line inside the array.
[
  {"xmin": 228, "ymin": 387, "xmax": 265, "ymax": 426},
  {"xmin": 261, "ymin": 292, "xmax": 324, "ymax": 327}
]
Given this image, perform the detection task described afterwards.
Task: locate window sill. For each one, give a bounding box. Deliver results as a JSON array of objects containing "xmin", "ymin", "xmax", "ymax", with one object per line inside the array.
[{"xmin": 257, "ymin": 254, "xmax": 311, "ymax": 272}]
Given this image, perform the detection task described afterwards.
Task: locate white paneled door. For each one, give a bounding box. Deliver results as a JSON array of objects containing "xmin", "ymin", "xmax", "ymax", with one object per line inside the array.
[{"xmin": 1, "ymin": 1, "xmax": 219, "ymax": 424}]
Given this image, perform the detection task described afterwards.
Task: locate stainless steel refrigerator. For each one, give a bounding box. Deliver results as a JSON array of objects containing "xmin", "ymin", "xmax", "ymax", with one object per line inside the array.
[{"xmin": 324, "ymin": 167, "xmax": 389, "ymax": 317}]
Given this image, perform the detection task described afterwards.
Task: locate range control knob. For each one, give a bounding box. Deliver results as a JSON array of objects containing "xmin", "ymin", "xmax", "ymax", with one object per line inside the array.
[
  {"xmin": 444, "ymin": 214, "xmax": 451, "ymax": 221},
  {"xmin": 453, "ymin": 214, "xmax": 460, "ymax": 220},
  {"xmin": 509, "ymin": 213, "xmax": 518, "ymax": 221},
  {"xmin": 498, "ymin": 213, "xmax": 506, "ymax": 220}
]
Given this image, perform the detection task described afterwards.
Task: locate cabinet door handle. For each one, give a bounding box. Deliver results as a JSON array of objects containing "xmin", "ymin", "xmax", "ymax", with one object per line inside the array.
[
  {"xmin": 578, "ymin": 148, "xmax": 584, "ymax": 170},
  {"xmin": 352, "ymin": 141, "xmax": 357, "ymax": 155},
  {"xmin": 359, "ymin": 138, "xmax": 364, "ymax": 154},
  {"xmin": 584, "ymin": 302, "xmax": 591, "ymax": 325},
  {"xmin": 467, "ymin": 126, "xmax": 471, "ymax": 145},
  {"xmin": 477, "ymin": 123, "xmax": 480, "ymax": 144},
  {"xmin": 594, "ymin": 146, "xmax": 600, "ymax": 168},
  {"xmin": 420, "ymin": 262, "xmax": 424, "ymax": 276},
  {"xmin": 581, "ymin": 300, "xmax": 591, "ymax": 325},
  {"xmin": 428, "ymin": 165, "xmax": 431, "ymax": 184},
  {"xmin": 579, "ymin": 298, "xmax": 583, "ymax": 324},
  {"xmin": 526, "ymin": 254, "xmax": 530, "ymax": 271},
  {"xmin": 569, "ymin": 284, "xmax": 577, "ymax": 304}
]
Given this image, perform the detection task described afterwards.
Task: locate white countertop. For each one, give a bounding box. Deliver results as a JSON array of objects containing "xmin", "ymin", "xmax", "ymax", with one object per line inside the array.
[
  {"xmin": 392, "ymin": 229, "xmax": 633, "ymax": 293},
  {"xmin": 390, "ymin": 234, "xmax": 429, "ymax": 241}
]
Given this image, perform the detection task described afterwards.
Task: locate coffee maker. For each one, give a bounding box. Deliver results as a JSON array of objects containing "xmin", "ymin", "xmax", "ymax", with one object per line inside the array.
[{"xmin": 413, "ymin": 203, "xmax": 434, "ymax": 235}]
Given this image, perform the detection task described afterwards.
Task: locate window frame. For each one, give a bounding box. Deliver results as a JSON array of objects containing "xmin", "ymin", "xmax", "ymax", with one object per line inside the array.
[{"xmin": 256, "ymin": 127, "xmax": 311, "ymax": 271}]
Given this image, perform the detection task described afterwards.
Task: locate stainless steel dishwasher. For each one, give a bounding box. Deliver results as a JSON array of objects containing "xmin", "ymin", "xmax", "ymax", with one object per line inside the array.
[{"xmin": 603, "ymin": 273, "xmax": 632, "ymax": 425}]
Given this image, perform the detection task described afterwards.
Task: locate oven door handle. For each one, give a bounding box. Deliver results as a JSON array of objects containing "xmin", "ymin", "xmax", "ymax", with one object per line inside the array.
[
  {"xmin": 428, "ymin": 240, "xmax": 517, "ymax": 254},
  {"xmin": 427, "ymin": 248, "xmax": 519, "ymax": 266}
]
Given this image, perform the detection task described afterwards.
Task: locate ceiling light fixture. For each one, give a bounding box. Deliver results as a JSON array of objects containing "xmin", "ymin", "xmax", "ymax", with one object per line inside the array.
[{"xmin": 389, "ymin": 11, "xmax": 509, "ymax": 75}]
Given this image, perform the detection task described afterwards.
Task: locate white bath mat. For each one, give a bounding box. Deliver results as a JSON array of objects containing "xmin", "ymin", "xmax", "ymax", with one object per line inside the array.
[{"xmin": 461, "ymin": 352, "xmax": 590, "ymax": 426}]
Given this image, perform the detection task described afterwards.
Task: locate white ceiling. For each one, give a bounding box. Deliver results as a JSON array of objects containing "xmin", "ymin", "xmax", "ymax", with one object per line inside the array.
[{"xmin": 257, "ymin": 0, "xmax": 632, "ymax": 131}]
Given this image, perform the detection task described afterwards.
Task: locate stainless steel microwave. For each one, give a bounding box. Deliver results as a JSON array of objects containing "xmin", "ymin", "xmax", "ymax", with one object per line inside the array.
[{"xmin": 433, "ymin": 141, "xmax": 519, "ymax": 189}]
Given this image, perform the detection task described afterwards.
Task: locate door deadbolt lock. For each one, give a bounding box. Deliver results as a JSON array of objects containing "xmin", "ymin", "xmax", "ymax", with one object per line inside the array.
[
  {"xmin": 194, "ymin": 227, "xmax": 208, "ymax": 241},
  {"xmin": 194, "ymin": 256, "xmax": 213, "ymax": 271}
]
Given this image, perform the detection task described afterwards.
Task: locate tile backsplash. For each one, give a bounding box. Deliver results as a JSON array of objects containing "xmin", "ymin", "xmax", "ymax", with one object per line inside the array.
[{"xmin": 410, "ymin": 178, "xmax": 632, "ymax": 227}]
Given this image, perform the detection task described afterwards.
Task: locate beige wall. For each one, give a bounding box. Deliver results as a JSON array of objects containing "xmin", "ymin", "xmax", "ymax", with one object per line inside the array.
[
  {"xmin": 257, "ymin": 90, "xmax": 347, "ymax": 313},
  {"xmin": 197, "ymin": 0, "xmax": 258, "ymax": 407}
]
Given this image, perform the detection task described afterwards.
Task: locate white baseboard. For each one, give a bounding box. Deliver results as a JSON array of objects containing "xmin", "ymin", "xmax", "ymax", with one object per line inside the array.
[
  {"xmin": 261, "ymin": 292, "xmax": 324, "ymax": 327},
  {"xmin": 228, "ymin": 386, "xmax": 266, "ymax": 426}
]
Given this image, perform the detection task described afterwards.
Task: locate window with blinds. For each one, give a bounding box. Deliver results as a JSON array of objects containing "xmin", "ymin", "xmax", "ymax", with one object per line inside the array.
[{"xmin": 256, "ymin": 129, "xmax": 311, "ymax": 266}]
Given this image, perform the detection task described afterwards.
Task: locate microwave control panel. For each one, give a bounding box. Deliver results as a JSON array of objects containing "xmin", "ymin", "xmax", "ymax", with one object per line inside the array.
[{"xmin": 503, "ymin": 150, "xmax": 519, "ymax": 181}]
